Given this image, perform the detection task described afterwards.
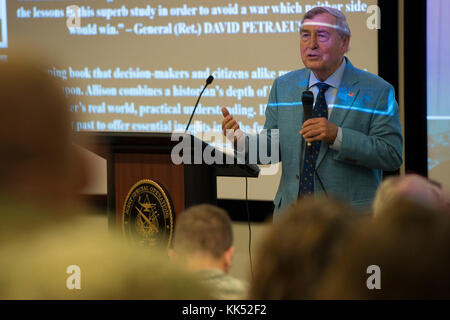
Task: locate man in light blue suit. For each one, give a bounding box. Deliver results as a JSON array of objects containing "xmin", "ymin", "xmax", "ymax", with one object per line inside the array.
[{"xmin": 222, "ymin": 7, "xmax": 403, "ymax": 216}]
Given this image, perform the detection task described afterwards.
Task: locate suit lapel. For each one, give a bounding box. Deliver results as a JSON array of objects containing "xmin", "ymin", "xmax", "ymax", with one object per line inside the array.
[
  {"xmin": 292, "ymin": 70, "xmax": 311, "ymax": 155},
  {"xmin": 315, "ymin": 60, "xmax": 360, "ymax": 169},
  {"xmin": 329, "ymin": 84, "xmax": 360, "ymax": 126}
]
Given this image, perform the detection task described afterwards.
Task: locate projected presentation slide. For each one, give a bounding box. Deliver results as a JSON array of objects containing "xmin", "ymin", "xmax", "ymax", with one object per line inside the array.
[
  {"xmin": 1, "ymin": 0, "xmax": 377, "ymax": 136},
  {"xmin": 427, "ymin": 0, "xmax": 450, "ymax": 188}
]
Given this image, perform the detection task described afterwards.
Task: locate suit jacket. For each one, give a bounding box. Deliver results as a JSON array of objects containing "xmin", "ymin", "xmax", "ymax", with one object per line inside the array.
[{"xmin": 260, "ymin": 58, "xmax": 403, "ymax": 216}]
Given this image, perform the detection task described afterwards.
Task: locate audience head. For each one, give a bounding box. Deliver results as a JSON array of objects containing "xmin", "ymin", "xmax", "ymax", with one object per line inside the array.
[
  {"xmin": 373, "ymin": 174, "xmax": 450, "ymax": 216},
  {"xmin": 0, "ymin": 53, "xmax": 92, "ymax": 243},
  {"xmin": 317, "ymin": 198, "xmax": 450, "ymax": 299},
  {"xmin": 171, "ymin": 204, "xmax": 234, "ymax": 273},
  {"xmin": 0, "ymin": 53, "xmax": 86, "ymax": 204},
  {"xmin": 249, "ymin": 197, "xmax": 362, "ymax": 299}
]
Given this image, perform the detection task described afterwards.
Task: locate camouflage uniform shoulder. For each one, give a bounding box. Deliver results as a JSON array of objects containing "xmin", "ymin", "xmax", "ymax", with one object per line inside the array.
[{"xmin": 196, "ymin": 268, "xmax": 248, "ymax": 300}]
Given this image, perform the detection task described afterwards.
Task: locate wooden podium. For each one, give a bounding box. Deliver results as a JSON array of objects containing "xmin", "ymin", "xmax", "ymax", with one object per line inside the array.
[{"xmin": 75, "ymin": 132, "xmax": 259, "ymax": 231}]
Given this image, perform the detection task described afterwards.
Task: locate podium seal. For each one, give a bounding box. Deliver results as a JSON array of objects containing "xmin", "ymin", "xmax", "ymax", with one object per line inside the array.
[{"xmin": 122, "ymin": 179, "xmax": 174, "ymax": 248}]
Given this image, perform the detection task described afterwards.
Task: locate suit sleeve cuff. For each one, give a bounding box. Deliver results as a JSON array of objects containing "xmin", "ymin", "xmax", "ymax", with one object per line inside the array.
[{"xmin": 329, "ymin": 127, "xmax": 342, "ymax": 151}]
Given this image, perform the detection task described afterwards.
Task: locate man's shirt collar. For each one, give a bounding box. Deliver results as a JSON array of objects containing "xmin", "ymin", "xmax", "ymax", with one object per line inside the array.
[{"xmin": 309, "ymin": 58, "xmax": 347, "ymax": 90}]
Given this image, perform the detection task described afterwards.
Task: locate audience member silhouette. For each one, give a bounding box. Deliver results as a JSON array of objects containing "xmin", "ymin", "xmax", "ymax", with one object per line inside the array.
[
  {"xmin": 171, "ymin": 204, "xmax": 247, "ymax": 299},
  {"xmin": 249, "ymin": 197, "xmax": 362, "ymax": 299}
]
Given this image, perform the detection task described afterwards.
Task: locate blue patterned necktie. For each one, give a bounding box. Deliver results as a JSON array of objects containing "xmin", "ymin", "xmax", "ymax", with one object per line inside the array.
[{"xmin": 299, "ymin": 82, "xmax": 330, "ymax": 196}]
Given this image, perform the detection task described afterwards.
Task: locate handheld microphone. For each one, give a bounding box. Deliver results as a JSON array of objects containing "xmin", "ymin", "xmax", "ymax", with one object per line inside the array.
[
  {"xmin": 185, "ymin": 75, "xmax": 214, "ymax": 133},
  {"xmin": 301, "ymin": 91, "xmax": 314, "ymax": 155}
]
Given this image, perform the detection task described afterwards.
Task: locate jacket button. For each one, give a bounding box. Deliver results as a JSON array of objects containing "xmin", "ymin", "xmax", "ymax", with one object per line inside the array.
[{"xmin": 296, "ymin": 174, "xmax": 300, "ymax": 179}]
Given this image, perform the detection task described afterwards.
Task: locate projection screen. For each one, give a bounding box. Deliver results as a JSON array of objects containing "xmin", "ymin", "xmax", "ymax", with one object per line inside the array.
[{"xmin": 0, "ymin": 0, "xmax": 379, "ymax": 198}]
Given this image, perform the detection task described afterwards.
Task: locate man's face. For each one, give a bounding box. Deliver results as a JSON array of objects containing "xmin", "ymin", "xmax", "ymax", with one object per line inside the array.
[{"xmin": 300, "ymin": 13, "xmax": 349, "ymax": 78}]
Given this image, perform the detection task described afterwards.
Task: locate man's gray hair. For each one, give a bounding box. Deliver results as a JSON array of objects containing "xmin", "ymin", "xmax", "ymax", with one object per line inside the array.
[{"xmin": 301, "ymin": 7, "xmax": 351, "ymax": 38}]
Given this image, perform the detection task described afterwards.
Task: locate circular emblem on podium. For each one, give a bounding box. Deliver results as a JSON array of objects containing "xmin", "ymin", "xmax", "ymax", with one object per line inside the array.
[{"xmin": 122, "ymin": 179, "xmax": 174, "ymax": 248}]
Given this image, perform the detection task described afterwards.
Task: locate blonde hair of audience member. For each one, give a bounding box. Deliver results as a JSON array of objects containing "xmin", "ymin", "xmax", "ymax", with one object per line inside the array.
[
  {"xmin": 373, "ymin": 174, "xmax": 450, "ymax": 217},
  {"xmin": 249, "ymin": 197, "xmax": 362, "ymax": 299},
  {"xmin": 0, "ymin": 54, "xmax": 85, "ymax": 202},
  {"xmin": 317, "ymin": 199, "xmax": 450, "ymax": 299},
  {"xmin": 170, "ymin": 204, "xmax": 247, "ymax": 299}
]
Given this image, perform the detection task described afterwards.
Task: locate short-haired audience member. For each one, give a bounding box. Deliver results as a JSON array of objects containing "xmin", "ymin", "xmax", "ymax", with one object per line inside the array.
[
  {"xmin": 317, "ymin": 199, "xmax": 450, "ymax": 299},
  {"xmin": 249, "ymin": 197, "xmax": 362, "ymax": 299},
  {"xmin": 373, "ymin": 174, "xmax": 450, "ymax": 217},
  {"xmin": 170, "ymin": 204, "xmax": 247, "ymax": 299}
]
